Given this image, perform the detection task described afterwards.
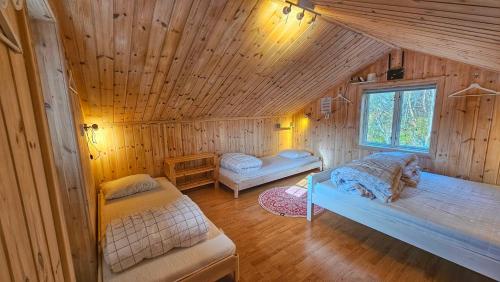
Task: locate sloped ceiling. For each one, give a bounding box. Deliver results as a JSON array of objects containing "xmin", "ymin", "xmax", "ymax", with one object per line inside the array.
[
  {"xmin": 52, "ymin": 0, "xmax": 390, "ymax": 123},
  {"xmin": 312, "ymin": 0, "xmax": 500, "ymax": 73}
]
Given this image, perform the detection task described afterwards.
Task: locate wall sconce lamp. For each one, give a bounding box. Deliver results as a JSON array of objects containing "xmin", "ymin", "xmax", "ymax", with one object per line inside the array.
[
  {"xmin": 275, "ymin": 122, "xmax": 294, "ymax": 130},
  {"xmin": 282, "ymin": 0, "xmax": 320, "ymax": 25},
  {"xmin": 83, "ymin": 123, "xmax": 101, "ymax": 160},
  {"xmin": 83, "ymin": 123, "xmax": 98, "ymax": 132}
]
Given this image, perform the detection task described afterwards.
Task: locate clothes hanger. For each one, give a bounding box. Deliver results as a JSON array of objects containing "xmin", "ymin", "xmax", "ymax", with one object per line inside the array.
[
  {"xmin": 448, "ymin": 83, "xmax": 500, "ymax": 98},
  {"xmin": 332, "ymin": 86, "xmax": 352, "ymax": 103},
  {"xmin": 0, "ymin": 8, "xmax": 22, "ymax": 53},
  {"xmin": 332, "ymin": 83, "xmax": 352, "ymax": 103},
  {"xmin": 332, "ymin": 94, "xmax": 352, "ymax": 103}
]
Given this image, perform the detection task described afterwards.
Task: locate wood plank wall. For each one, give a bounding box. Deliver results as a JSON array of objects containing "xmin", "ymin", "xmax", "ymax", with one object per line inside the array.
[
  {"xmin": 30, "ymin": 17, "xmax": 97, "ymax": 282},
  {"xmin": 90, "ymin": 117, "xmax": 293, "ymax": 185},
  {"xmin": 293, "ymin": 49, "xmax": 500, "ymax": 185},
  {"xmin": 0, "ymin": 2, "xmax": 73, "ymax": 281}
]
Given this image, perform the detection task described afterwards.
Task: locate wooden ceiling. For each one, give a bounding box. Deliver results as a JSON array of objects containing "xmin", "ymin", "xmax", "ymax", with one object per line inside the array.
[
  {"xmin": 312, "ymin": 0, "xmax": 500, "ymax": 73},
  {"xmin": 51, "ymin": 0, "xmax": 390, "ymax": 123}
]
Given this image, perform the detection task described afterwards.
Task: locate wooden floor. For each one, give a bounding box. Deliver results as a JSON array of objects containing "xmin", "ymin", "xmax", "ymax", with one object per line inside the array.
[{"xmin": 186, "ymin": 173, "xmax": 492, "ymax": 282}]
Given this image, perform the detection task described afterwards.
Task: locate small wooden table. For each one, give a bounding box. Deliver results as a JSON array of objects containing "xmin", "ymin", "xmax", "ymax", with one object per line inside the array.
[{"xmin": 164, "ymin": 152, "xmax": 219, "ymax": 191}]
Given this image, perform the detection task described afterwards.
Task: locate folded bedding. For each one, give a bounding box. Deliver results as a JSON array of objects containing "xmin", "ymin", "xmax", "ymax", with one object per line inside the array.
[
  {"xmin": 220, "ymin": 153, "xmax": 262, "ymax": 174},
  {"xmin": 402, "ymin": 160, "xmax": 421, "ymax": 187},
  {"xmin": 104, "ymin": 195, "xmax": 208, "ymax": 272},
  {"xmin": 365, "ymin": 152, "xmax": 421, "ymax": 187},
  {"xmin": 336, "ymin": 180, "xmax": 375, "ymax": 199},
  {"xmin": 365, "ymin": 151, "xmax": 416, "ymax": 166},
  {"xmin": 331, "ymin": 152, "xmax": 424, "ymax": 202},
  {"xmin": 331, "ymin": 158, "xmax": 404, "ymax": 202},
  {"xmin": 278, "ymin": 149, "xmax": 311, "ymax": 159}
]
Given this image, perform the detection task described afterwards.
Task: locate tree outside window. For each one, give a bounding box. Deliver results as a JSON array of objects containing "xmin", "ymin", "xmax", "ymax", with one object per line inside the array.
[{"xmin": 360, "ymin": 85, "xmax": 437, "ymax": 153}]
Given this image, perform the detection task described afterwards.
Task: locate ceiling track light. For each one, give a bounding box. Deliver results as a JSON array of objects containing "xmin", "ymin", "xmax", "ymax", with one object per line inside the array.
[
  {"xmin": 283, "ymin": 3, "xmax": 292, "ymax": 23},
  {"xmin": 282, "ymin": 4, "xmax": 291, "ymax": 15},
  {"xmin": 296, "ymin": 9, "xmax": 304, "ymax": 20},
  {"xmin": 308, "ymin": 14, "xmax": 317, "ymax": 25},
  {"xmin": 282, "ymin": 0, "xmax": 320, "ymax": 25}
]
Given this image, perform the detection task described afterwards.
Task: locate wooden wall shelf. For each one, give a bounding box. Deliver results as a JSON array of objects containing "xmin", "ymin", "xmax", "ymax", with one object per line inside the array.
[{"xmin": 165, "ymin": 152, "xmax": 219, "ymax": 191}]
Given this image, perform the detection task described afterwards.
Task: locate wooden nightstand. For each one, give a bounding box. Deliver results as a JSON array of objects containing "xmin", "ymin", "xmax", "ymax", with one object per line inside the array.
[{"xmin": 164, "ymin": 152, "xmax": 219, "ymax": 191}]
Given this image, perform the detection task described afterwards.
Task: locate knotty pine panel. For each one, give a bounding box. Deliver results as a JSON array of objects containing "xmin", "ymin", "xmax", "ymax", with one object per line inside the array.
[
  {"xmin": 54, "ymin": 0, "xmax": 390, "ymax": 123},
  {"xmin": 90, "ymin": 117, "xmax": 293, "ymax": 185},
  {"xmin": 0, "ymin": 2, "xmax": 74, "ymax": 281},
  {"xmin": 31, "ymin": 17, "xmax": 96, "ymax": 282},
  {"xmin": 293, "ymin": 50, "xmax": 500, "ymax": 185},
  {"xmin": 313, "ymin": 0, "xmax": 500, "ymax": 72}
]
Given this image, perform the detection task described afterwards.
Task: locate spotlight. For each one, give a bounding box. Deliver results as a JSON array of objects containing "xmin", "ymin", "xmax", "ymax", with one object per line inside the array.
[
  {"xmin": 282, "ymin": 5, "xmax": 291, "ymax": 15},
  {"xmin": 282, "ymin": 1, "xmax": 321, "ymax": 25},
  {"xmin": 308, "ymin": 14, "xmax": 317, "ymax": 24},
  {"xmin": 296, "ymin": 10, "xmax": 305, "ymax": 20}
]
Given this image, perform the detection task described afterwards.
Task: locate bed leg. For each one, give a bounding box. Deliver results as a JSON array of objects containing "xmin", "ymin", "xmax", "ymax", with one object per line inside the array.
[
  {"xmin": 306, "ymin": 198, "xmax": 314, "ymax": 221},
  {"xmin": 233, "ymin": 188, "xmax": 239, "ymax": 199},
  {"xmin": 307, "ymin": 174, "xmax": 314, "ymax": 221},
  {"xmin": 234, "ymin": 255, "xmax": 240, "ymax": 282}
]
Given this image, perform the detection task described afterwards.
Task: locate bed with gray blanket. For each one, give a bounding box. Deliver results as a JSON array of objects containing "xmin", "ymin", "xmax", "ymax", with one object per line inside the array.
[{"xmin": 306, "ymin": 152, "xmax": 500, "ymax": 280}]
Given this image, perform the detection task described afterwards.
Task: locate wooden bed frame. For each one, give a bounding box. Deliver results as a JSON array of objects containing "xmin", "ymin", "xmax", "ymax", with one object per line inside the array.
[
  {"xmin": 306, "ymin": 169, "xmax": 500, "ymax": 280},
  {"xmin": 220, "ymin": 160, "xmax": 322, "ymax": 198},
  {"xmin": 97, "ymin": 191, "xmax": 240, "ymax": 282}
]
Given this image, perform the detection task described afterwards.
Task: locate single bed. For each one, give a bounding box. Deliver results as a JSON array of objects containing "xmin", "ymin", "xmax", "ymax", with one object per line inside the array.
[
  {"xmin": 307, "ymin": 170, "xmax": 500, "ymax": 280},
  {"xmin": 98, "ymin": 177, "xmax": 239, "ymax": 282},
  {"xmin": 219, "ymin": 155, "xmax": 322, "ymax": 198}
]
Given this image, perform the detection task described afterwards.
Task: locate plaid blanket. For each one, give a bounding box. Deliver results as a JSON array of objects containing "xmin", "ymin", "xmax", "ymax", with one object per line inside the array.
[
  {"xmin": 331, "ymin": 157, "xmax": 404, "ymax": 202},
  {"xmin": 366, "ymin": 152, "xmax": 421, "ymax": 187},
  {"xmin": 365, "ymin": 151, "xmax": 416, "ymax": 166},
  {"xmin": 104, "ymin": 195, "xmax": 208, "ymax": 272}
]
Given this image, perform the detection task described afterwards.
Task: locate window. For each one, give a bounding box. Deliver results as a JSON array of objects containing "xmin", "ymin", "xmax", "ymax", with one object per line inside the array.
[{"xmin": 360, "ymin": 85, "xmax": 437, "ymax": 153}]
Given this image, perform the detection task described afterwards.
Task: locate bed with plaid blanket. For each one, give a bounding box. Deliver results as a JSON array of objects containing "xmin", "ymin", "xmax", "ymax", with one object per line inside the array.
[{"xmin": 104, "ymin": 195, "xmax": 208, "ymax": 272}]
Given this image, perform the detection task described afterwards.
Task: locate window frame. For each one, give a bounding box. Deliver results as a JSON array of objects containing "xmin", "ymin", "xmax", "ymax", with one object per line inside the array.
[{"xmin": 359, "ymin": 83, "xmax": 438, "ymax": 154}]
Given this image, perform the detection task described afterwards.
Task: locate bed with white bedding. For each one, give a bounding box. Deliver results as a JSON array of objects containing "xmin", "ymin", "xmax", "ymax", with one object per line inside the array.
[
  {"xmin": 98, "ymin": 177, "xmax": 238, "ymax": 282},
  {"xmin": 307, "ymin": 170, "xmax": 500, "ymax": 280},
  {"xmin": 219, "ymin": 155, "xmax": 322, "ymax": 198}
]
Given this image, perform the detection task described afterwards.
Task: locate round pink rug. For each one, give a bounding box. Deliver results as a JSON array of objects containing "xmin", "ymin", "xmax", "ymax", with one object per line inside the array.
[{"xmin": 258, "ymin": 185, "xmax": 324, "ymax": 217}]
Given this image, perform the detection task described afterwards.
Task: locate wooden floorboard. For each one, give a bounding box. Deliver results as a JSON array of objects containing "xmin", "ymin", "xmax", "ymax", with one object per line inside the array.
[{"xmin": 186, "ymin": 172, "xmax": 492, "ymax": 282}]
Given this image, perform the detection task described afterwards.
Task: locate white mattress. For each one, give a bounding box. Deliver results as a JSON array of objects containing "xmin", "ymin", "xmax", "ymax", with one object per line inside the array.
[
  {"xmin": 220, "ymin": 155, "xmax": 320, "ymax": 184},
  {"xmin": 315, "ymin": 172, "xmax": 500, "ymax": 261},
  {"xmin": 100, "ymin": 177, "xmax": 236, "ymax": 282}
]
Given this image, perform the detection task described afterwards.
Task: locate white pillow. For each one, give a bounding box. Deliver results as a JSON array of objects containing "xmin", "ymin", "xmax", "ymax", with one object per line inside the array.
[
  {"xmin": 101, "ymin": 174, "xmax": 159, "ymax": 200},
  {"xmin": 278, "ymin": 149, "xmax": 311, "ymax": 159},
  {"xmin": 220, "ymin": 153, "xmax": 262, "ymax": 174}
]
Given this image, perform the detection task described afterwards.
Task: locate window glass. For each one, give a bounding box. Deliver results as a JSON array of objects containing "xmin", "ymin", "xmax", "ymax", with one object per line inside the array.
[
  {"xmin": 360, "ymin": 85, "xmax": 437, "ymax": 153},
  {"xmin": 365, "ymin": 92, "xmax": 395, "ymax": 146},
  {"xmin": 399, "ymin": 88, "xmax": 436, "ymax": 150}
]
